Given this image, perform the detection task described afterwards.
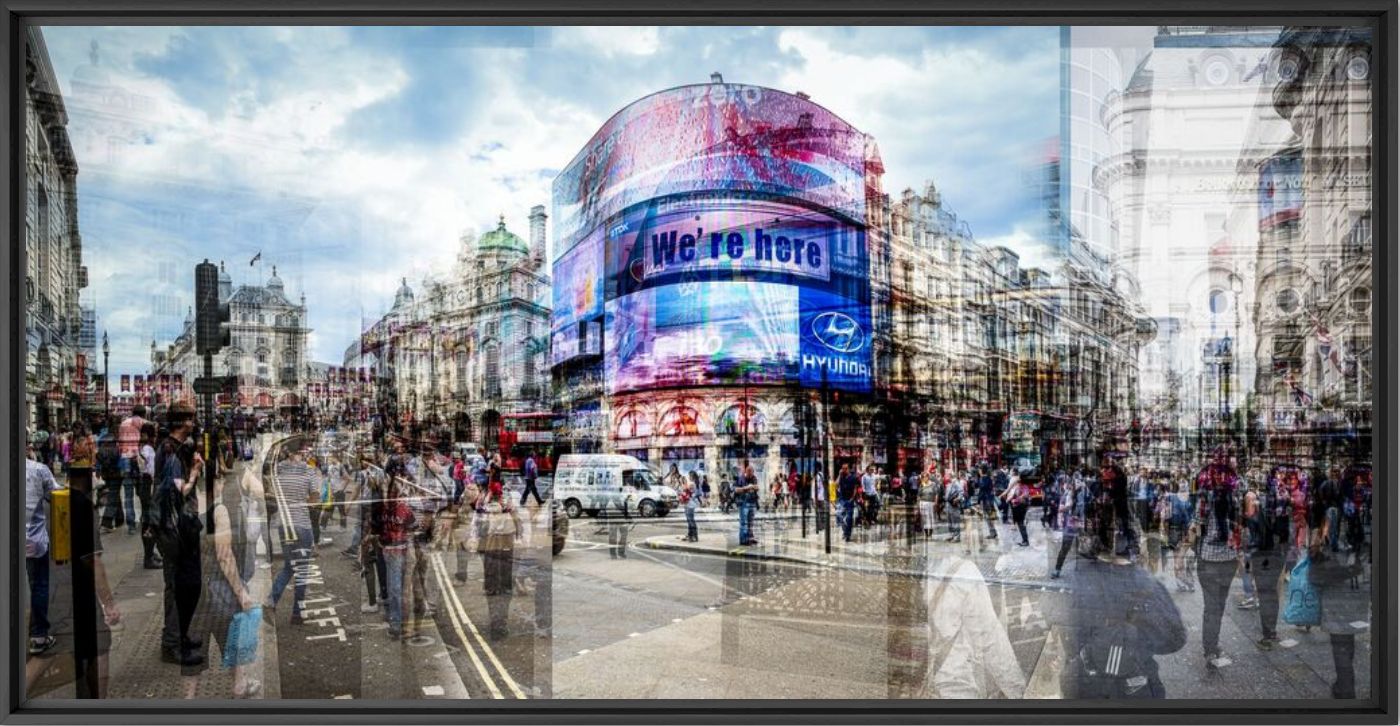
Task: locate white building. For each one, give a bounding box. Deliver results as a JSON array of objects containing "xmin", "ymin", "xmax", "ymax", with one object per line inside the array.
[
  {"xmin": 359, "ymin": 209, "xmax": 551, "ymax": 447},
  {"xmin": 151, "ymin": 264, "xmax": 310, "ymax": 417}
]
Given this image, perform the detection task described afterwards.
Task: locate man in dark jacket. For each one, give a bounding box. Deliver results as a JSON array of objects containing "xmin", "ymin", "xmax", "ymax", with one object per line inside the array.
[
  {"xmin": 1058, "ymin": 557, "xmax": 1186, "ymax": 698},
  {"xmin": 152, "ymin": 402, "xmax": 205, "ymax": 667}
]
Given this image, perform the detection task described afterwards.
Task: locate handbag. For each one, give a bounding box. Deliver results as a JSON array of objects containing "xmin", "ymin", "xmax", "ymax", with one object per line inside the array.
[{"xmin": 1283, "ymin": 556, "xmax": 1321, "ymax": 627}]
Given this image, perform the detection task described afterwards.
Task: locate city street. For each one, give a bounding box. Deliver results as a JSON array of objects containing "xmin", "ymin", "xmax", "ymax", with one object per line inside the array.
[
  {"xmin": 18, "ymin": 23, "xmax": 1378, "ymax": 709},
  {"xmin": 23, "ymin": 457, "xmax": 1373, "ymax": 701}
]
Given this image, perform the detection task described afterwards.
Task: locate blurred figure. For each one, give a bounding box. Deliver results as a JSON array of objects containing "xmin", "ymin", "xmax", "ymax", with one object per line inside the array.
[
  {"xmin": 922, "ymin": 553, "xmax": 1027, "ymax": 698},
  {"xmin": 1309, "ymin": 478, "xmax": 1368, "ymax": 698},
  {"xmin": 24, "ymin": 440, "xmax": 64, "ymax": 656},
  {"xmin": 1187, "ymin": 460, "xmax": 1240, "ymax": 671},
  {"xmin": 470, "ymin": 481, "xmax": 529, "ymax": 640},
  {"xmin": 1060, "ymin": 554, "xmax": 1186, "ymax": 698},
  {"xmin": 265, "ymin": 442, "xmax": 315, "ymax": 627},
  {"xmin": 153, "ymin": 402, "xmax": 206, "ymax": 667}
]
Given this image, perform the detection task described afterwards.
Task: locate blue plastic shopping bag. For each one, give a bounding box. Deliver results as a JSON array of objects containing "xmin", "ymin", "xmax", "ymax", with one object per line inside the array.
[
  {"xmin": 1283, "ymin": 556, "xmax": 1320, "ymax": 627},
  {"xmin": 223, "ymin": 606, "xmax": 262, "ymax": 669}
]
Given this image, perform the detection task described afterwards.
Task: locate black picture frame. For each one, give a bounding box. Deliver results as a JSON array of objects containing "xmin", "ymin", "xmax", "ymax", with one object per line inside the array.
[{"xmin": 1, "ymin": 1, "xmax": 1394, "ymax": 723}]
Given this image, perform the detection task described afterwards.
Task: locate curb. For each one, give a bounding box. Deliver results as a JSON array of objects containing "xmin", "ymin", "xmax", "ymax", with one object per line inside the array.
[{"xmin": 641, "ymin": 536, "xmax": 1072, "ymax": 593}]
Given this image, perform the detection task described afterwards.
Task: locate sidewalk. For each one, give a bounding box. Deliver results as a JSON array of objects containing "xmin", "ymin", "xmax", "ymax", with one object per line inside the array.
[
  {"xmin": 27, "ymin": 459, "xmax": 282, "ymax": 701},
  {"xmin": 642, "ymin": 512, "xmax": 1373, "ymax": 700}
]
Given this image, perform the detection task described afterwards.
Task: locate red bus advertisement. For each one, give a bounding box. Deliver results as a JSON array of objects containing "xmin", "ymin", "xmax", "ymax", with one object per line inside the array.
[{"xmin": 499, "ymin": 412, "xmax": 556, "ymax": 472}]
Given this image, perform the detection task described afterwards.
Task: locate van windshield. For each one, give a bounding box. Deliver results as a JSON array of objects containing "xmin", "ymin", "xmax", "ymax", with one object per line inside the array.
[{"xmin": 624, "ymin": 469, "xmax": 658, "ymax": 489}]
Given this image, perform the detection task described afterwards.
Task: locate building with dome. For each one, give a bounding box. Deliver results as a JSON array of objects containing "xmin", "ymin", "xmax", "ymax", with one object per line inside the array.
[
  {"xmin": 148, "ymin": 263, "xmax": 310, "ymax": 420},
  {"xmin": 356, "ymin": 208, "xmax": 551, "ymax": 447}
]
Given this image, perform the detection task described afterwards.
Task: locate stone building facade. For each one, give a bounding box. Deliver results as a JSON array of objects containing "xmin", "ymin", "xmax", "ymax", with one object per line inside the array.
[
  {"xmin": 24, "ymin": 27, "xmax": 89, "ymax": 433},
  {"xmin": 359, "ymin": 209, "xmax": 552, "ymax": 449}
]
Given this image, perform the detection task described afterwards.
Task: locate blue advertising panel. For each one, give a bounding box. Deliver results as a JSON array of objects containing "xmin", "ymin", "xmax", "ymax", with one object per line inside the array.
[{"xmin": 797, "ymin": 288, "xmax": 872, "ymax": 392}]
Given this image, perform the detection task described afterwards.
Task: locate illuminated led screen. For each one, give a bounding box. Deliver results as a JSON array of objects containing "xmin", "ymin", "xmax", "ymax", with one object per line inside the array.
[
  {"xmin": 552, "ymin": 83, "xmax": 872, "ymax": 251},
  {"xmin": 600, "ymin": 196, "xmax": 871, "ymax": 394}
]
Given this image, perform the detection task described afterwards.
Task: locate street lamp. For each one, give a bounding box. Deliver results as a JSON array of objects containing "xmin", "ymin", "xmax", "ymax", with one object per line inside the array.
[
  {"xmin": 102, "ymin": 331, "xmax": 110, "ymax": 420},
  {"xmin": 1228, "ymin": 271, "xmax": 1244, "ymax": 451}
]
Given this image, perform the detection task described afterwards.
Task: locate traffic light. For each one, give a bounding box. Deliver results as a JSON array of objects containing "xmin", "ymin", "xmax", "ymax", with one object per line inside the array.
[{"xmin": 195, "ymin": 260, "xmax": 231, "ymax": 355}]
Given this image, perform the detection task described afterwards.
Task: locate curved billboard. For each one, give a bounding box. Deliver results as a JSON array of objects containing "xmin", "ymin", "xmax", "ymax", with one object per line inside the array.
[
  {"xmin": 551, "ymin": 84, "xmax": 875, "ymax": 395},
  {"xmin": 552, "ymin": 83, "xmax": 874, "ymax": 252}
]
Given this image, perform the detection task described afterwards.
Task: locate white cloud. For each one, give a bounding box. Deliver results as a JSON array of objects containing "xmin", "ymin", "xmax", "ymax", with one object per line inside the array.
[{"xmin": 550, "ymin": 26, "xmax": 661, "ymax": 57}]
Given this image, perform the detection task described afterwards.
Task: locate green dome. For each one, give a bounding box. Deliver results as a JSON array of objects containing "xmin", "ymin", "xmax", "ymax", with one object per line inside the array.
[{"xmin": 479, "ymin": 215, "xmax": 528, "ymax": 253}]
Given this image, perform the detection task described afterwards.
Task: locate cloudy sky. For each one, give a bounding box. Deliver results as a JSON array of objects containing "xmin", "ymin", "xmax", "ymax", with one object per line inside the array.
[{"xmin": 42, "ymin": 25, "xmax": 1063, "ymax": 376}]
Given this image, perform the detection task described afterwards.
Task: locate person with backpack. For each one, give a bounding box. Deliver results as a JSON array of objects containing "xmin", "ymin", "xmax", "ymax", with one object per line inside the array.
[{"xmin": 1057, "ymin": 553, "xmax": 1186, "ymax": 698}]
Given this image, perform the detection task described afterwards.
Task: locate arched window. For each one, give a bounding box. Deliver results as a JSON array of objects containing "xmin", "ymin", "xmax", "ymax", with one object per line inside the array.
[
  {"xmin": 659, "ymin": 406, "xmax": 702, "ymax": 437},
  {"xmin": 717, "ymin": 404, "xmax": 764, "ymax": 435},
  {"xmin": 615, "ymin": 409, "xmax": 653, "ymax": 439}
]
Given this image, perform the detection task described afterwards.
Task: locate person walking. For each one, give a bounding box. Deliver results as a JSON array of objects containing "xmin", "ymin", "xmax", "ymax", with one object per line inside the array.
[
  {"xmin": 1050, "ymin": 473, "xmax": 1088, "ymax": 579},
  {"xmin": 137, "ymin": 423, "xmax": 162, "ymax": 570},
  {"xmin": 1186, "ymin": 461, "xmax": 1241, "ymax": 671},
  {"xmin": 603, "ymin": 489, "xmax": 634, "ymax": 559},
  {"xmin": 943, "ymin": 474, "xmax": 965, "ymax": 544},
  {"xmin": 682, "ymin": 477, "xmax": 699, "ymax": 542},
  {"xmin": 520, "ymin": 451, "xmax": 544, "ymax": 507},
  {"xmin": 976, "ymin": 466, "xmax": 999, "ymax": 540},
  {"xmin": 152, "ymin": 402, "xmax": 206, "ymax": 667},
  {"xmin": 25, "ymin": 440, "xmax": 64, "ymax": 656},
  {"xmin": 735, "ymin": 461, "xmax": 760, "ymax": 545},
  {"xmin": 836, "ymin": 464, "xmax": 859, "ymax": 543},
  {"xmin": 183, "ymin": 456, "xmax": 259, "ymax": 699},
  {"xmin": 375, "ymin": 470, "xmax": 416, "ymax": 640},
  {"xmin": 1000, "ymin": 471, "xmax": 1031, "ymax": 547},
  {"xmin": 1239, "ymin": 479, "xmax": 1286, "ymax": 651},
  {"xmin": 470, "ymin": 481, "xmax": 529, "ymax": 640},
  {"xmin": 117, "ymin": 405, "xmax": 149, "ymax": 535},
  {"xmin": 264, "ymin": 441, "xmax": 316, "ymax": 627},
  {"xmin": 96, "ymin": 420, "xmax": 125, "ymax": 533},
  {"xmin": 357, "ymin": 458, "xmax": 389, "ymax": 613},
  {"xmin": 1307, "ymin": 481, "xmax": 1368, "ymax": 699}
]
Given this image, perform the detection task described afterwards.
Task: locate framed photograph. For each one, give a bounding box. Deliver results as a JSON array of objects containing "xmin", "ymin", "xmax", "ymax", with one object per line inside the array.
[{"xmin": 3, "ymin": 1, "xmax": 1394, "ymax": 723}]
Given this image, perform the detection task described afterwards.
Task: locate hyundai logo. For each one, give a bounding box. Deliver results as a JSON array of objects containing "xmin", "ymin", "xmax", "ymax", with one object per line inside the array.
[{"xmin": 811, "ymin": 312, "xmax": 865, "ymax": 353}]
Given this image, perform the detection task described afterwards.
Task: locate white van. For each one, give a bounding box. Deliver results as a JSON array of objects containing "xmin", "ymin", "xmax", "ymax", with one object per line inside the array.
[{"xmin": 553, "ymin": 454, "xmax": 678, "ymax": 519}]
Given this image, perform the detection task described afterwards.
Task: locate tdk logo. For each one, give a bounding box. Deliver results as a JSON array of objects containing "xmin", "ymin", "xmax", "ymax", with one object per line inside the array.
[{"xmin": 811, "ymin": 312, "xmax": 865, "ymax": 353}]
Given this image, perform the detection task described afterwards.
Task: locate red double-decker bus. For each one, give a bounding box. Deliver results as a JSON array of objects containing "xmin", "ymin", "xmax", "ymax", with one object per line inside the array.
[{"xmin": 499, "ymin": 412, "xmax": 556, "ymax": 472}]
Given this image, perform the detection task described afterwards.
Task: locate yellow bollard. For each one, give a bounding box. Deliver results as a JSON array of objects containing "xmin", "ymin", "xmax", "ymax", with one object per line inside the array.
[{"xmin": 49, "ymin": 488, "xmax": 71, "ymax": 564}]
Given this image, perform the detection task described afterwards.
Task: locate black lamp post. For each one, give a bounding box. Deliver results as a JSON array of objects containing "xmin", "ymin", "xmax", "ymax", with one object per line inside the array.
[{"xmin": 102, "ymin": 331, "xmax": 110, "ymax": 420}]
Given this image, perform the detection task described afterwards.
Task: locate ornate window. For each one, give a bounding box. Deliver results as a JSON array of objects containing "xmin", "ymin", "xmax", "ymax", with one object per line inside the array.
[
  {"xmin": 717, "ymin": 404, "xmax": 765, "ymax": 435},
  {"xmin": 659, "ymin": 406, "xmax": 702, "ymax": 437},
  {"xmin": 615, "ymin": 409, "xmax": 653, "ymax": 439}
]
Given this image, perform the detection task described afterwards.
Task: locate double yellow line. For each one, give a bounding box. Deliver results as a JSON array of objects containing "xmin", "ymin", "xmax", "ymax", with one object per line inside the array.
[{"xmin": 428, "ymin": 550, "xmax": 526, "ymax": 699}]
